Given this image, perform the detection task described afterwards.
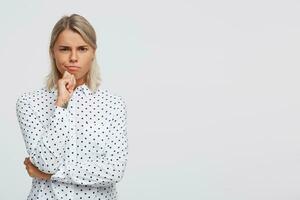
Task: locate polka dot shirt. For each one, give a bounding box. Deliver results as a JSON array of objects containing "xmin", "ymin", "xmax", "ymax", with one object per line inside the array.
[{"xmin": 16, "ymin": 84, "xmax": 128, "ymax": 200}]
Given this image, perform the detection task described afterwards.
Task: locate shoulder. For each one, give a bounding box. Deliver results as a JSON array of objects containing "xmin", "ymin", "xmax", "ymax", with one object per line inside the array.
[
  {"xmin": 16, "ymin": 87, "xmax": 49, "ymax": 106},
  {"xmin": 98, "ymin": 87, "xmax": 126, "ymax": 103},
  {"xmin": 97, "ymin": 87, "xmax": 127, "ymax": 110}
]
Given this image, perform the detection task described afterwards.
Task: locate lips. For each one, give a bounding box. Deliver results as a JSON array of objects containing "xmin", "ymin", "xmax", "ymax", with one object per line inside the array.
[{"xmin": 66, "ymin": 66, "xmax": 80, "ymax": 71}]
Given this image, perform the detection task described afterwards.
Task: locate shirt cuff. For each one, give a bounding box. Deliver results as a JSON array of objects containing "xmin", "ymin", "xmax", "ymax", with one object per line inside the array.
[{"xmin": 50, "ymin": 163, "xmax": 68, "ymax": 181}]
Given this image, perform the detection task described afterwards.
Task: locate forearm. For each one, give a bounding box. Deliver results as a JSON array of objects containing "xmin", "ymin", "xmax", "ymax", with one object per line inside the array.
[
  {"xmin": 17, "ymin": 96, "xmax": 71, "ymax": 174},
  {"xmin": 50, "ymin": 156, "xmax": 128, "ymax": 187},
  {"xmin": 31, "ymin": 98, "xmax": 73, "ymax": 173},
  {"xmin": 51, "ymin": 99, "xmax": 128, "ymax": 187},
  {"xmin": 29, "ymin": 106, "xmax": 70, "ymax": 173}
]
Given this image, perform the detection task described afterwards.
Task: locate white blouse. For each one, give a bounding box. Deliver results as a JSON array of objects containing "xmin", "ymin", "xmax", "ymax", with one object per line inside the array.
[{"xmin": 16, "ymin": 84, "xmax": 128, "ymax": 200}]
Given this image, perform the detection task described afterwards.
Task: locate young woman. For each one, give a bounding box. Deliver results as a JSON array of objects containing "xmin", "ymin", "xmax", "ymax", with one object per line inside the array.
[{"xmin": 16, "ymin": 14, "xmax": 128, "ymax": 200}]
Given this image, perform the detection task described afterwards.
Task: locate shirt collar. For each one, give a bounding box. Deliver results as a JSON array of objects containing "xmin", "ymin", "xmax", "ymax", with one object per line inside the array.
[
  {"xmin": 50, "ymin": 83, "xmax": 94, "ymax": 97},
  {"xmin": 77, "ymin": 83, "xmax": 94, "ymax": 96}
]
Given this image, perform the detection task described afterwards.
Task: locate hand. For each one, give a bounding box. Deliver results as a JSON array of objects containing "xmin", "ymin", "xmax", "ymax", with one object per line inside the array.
[
  {"xmin": 23, "ymin": 157, "xmax": 52, "ymax": 180},
  {"xmin": 55, "ymin": 71, "xmax": 76, "ymax": 107}
]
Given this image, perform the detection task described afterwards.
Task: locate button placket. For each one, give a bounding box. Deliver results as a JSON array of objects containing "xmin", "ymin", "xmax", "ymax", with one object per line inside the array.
[{"xmin": 66, "ymin": 91, "xmax": 78, "ymax": 171}]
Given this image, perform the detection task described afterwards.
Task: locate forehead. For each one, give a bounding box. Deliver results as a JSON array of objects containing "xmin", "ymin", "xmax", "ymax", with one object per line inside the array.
[{"xmin": 55, "ymin": 29, "xmax": 88, "ymax": 46}]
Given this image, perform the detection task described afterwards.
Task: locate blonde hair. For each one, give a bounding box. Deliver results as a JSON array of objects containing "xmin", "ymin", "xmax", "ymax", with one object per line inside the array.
[{"xmin": 45, "ymin": 14, "xmax": 101, "ymax": 92}]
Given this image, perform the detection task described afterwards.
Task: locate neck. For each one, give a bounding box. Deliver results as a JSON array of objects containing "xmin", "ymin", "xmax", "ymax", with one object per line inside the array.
[{"xmin": 74, "ymin": 77, "xmax": 86, "ymax": 90}]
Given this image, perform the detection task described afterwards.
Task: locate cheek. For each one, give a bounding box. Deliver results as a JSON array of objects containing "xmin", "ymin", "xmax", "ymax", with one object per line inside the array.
[
  {"xmin": 54, "ymin": 60, "xmax": 65, "ymax": 74},
  {"xmin": 53, "ymin": 59, "xmax": 67, "ymax": 77},
  {"xmin": 55, "ymin": 56, "xmax": 67, "ymax": 66},
  {"xmin": 54, "ymin": 55, "xmax": 68, "ymax": 70},
  {"xmin": 80, "ymin": 55, "xmax": 94, "ymax": 70},
  {"xmin": 79, "ymin": 64, "xmax": 91, "ymax": 78}
]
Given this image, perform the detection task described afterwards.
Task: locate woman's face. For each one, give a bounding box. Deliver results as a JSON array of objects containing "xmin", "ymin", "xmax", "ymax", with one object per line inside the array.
[{"xmin": 52, "ymin": 29, "xmax": 95, "ymax": 83}]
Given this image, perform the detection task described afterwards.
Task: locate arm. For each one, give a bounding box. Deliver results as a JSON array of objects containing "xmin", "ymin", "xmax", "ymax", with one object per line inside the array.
[
  {"xmin": 51, "ymin": 97, "xmax": 128, "ymax": 187},
  {"xmin": 16, "ymin": 94, "xmax": 70, "ymax": 174}
]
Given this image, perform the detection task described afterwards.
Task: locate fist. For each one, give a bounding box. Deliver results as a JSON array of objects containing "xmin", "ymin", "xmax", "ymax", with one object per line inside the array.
[{"xmin": 56, "ymin": 71, "xmax": 76, "ymax": 105}]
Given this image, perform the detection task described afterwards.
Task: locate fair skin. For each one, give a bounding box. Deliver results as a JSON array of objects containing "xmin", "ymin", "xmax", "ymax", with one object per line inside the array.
[{"xmin": 23, "ymin": 28, "xmax": 95, "ymax": 180}]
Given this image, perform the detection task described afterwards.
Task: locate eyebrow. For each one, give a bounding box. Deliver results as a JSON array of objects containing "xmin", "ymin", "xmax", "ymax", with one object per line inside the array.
[{"xmin": 58, "ymin": 45, "xmax": 89, "ymax": 48}]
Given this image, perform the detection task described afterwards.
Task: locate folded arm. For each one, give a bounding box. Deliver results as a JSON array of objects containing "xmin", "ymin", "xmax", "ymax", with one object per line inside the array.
[
  {"xmin": 16, "ymin": 94, "xmax": 70, "ymax": 174},
  {"xmin": 51, "ymin": 97, "xmax": 128, "ymax": 187}
]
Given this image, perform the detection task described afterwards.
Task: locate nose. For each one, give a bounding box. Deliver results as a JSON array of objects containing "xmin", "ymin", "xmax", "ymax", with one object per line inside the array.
[{"xmin": 70, "ymin": 50, "xmax": 78, "ymax": 62}]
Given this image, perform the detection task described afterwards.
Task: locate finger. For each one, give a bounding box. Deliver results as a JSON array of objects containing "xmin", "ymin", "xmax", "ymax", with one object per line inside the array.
[
  {"xmin": 26, "ymin": 166, "xmax": 33, "ymax": 174},
  {"xmin": 68, "ymin": 75, "xmax": 74, "ymax": 85},
  {"xmin": 25, "ymin": 161, "xmax": 34, "ymax": 168},
  {"xmin": 27, "ymin": 161, "xmax": 35, "ymax": 167},
  {"xmin": 24, "ymin": 158, "xmax": 29, "ymax": 165},
  {"xmin": 66, "ymin": 82, "xmax": 70, "ymax": 90},
  {"xmin": 72, "ymin": 75, "xmax": 76, "ymax": 85},
  {"xmin": 63, "ymin": 70, "xmax": 71, "ymax": 78},
  {"xmin": 69, "ymin": 75, "xmax": 75, "ymax": 85},
  {"xmin": 68, "ymin": 76, "xmax": 75, "ymax": 92},
  {"xmin": 61, "ymin": 77, "xmax": 71, "ymax": 89},
  {"xmin": 67, "ymin": 82, "xmax": 73, "ymax": 92},
  {"xmin": 25, "ymin": 162, "xmax": 32, "ymax": 168},
  {"xmin": 24, "ymin": 163, "xmax": 30, "ymax": 168},
  {"xmin": 65, "ymin": 80, "xmax": 73, "ymax": 92},
  {"xmin": 26, "ymin": 157, "xmax": 32, "ymax": 163}
]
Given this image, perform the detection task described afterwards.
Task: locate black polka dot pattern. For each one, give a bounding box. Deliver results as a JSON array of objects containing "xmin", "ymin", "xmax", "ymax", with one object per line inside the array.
[{"xmin": 16, "ymin": 84, "xmax": 128, "ymax": 200}]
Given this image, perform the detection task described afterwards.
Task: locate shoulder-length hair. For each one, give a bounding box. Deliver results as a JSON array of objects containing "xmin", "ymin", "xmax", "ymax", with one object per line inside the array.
[{"xmin": 45, "ymin": 14, "xmax": 101, "ymax": 92}]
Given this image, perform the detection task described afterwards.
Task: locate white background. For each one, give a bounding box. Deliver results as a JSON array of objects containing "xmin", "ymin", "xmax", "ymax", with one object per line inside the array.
[{"xmin": 0, "ymin": 0, "xmax": 300, "ymax": 199}]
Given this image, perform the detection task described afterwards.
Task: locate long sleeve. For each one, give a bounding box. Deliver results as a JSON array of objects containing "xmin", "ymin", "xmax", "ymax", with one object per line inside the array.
[
  {"xmin": 16, "ymin": 93, "xmax": 70, "ymax": 174},
  {"xmin": 51, "ymin": 97, "xmax": 128, "ymax": 187}
]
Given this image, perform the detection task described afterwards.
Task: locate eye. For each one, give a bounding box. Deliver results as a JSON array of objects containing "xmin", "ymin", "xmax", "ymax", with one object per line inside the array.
[
  {"xmin": 59, "ymin": 47, "xmax": 69, "ymax": 52},
  {"xmin": 79, "ymin": 47, "xmax": 88, "ymax": 52}
]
